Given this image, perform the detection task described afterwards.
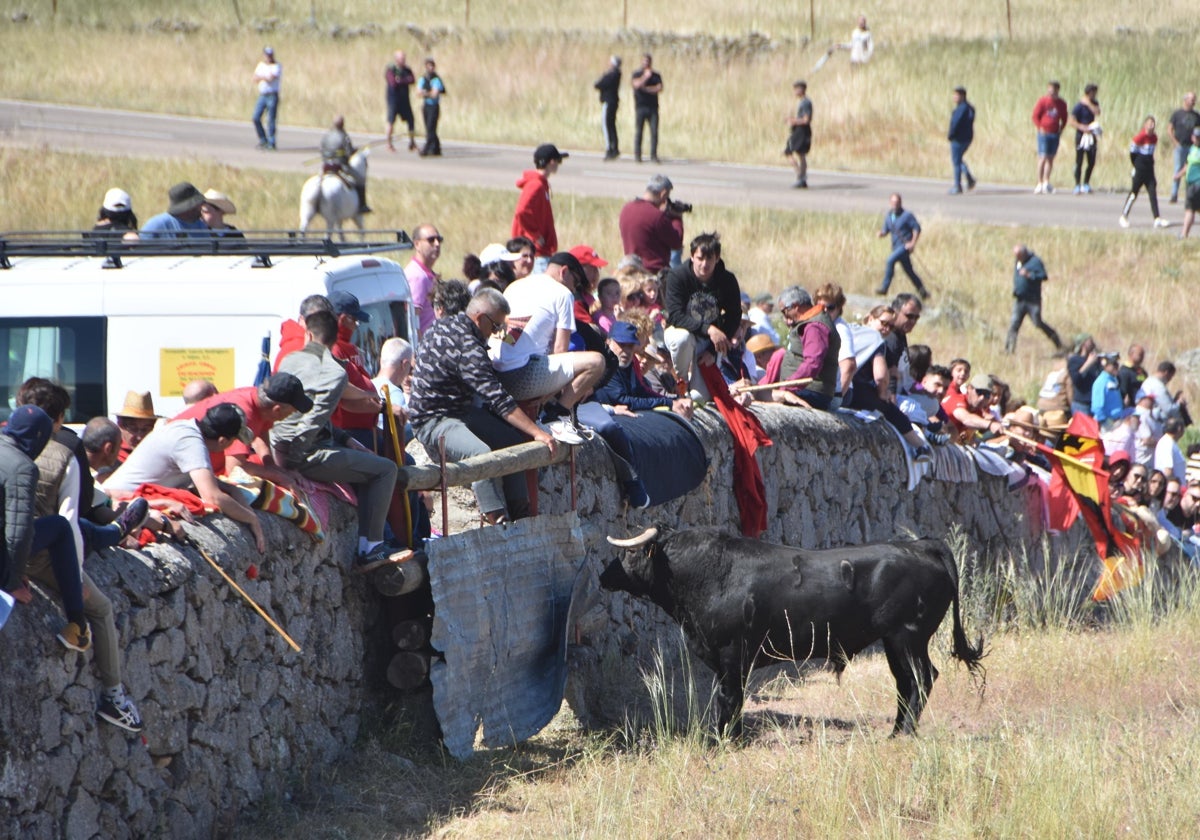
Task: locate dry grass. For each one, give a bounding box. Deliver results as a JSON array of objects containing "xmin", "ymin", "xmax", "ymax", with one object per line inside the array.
[
  {"xmin": 232, "ymin": 596, "xmax": 1200, "ymax": 838},
  {"xmin": 5, "ymin": 146, "xmax": 1200, "ymax": 410},
  {"xmin": 1, "ymin": 4, "xmax": 1197, "ymax": 184}
]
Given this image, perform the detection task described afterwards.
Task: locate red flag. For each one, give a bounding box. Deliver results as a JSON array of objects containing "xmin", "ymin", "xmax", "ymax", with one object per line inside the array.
[
  {"xmin": 700, "ymin": 364, "xmax": 772, "ymax": 538},
  {"xmin": 1036, "ymin": 414, "xmax": 1141, "ymax": 600}
]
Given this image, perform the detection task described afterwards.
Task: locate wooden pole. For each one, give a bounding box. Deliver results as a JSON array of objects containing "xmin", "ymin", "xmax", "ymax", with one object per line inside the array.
[
  {"xmin": 809, "ymin": 0, "xmax": 815, "ymax": 42},
  {"xmin": 465, "ymin": 0, "xmax": 470, "ymax": 27},
  {"xmin": 623, "ymin": 0, "xmax": 628, "ymax": 29},
  {"xmin": 194, "ymin": 544, "xmax": 301, "ymax": 652},
  {"xmin": 732, "ymin": 376, "xmax": 813, "ymax": 395},
  {"xmin": 399, "ymin": 439, "xmax": 571, "ymax": 492},
  {"xmin": 1007, "ymin": 0, "xmax": 1013, "ymax": 40},
  {"xmin": 439, "ymin": 435, "xmax": 449, "ymax": 536}
]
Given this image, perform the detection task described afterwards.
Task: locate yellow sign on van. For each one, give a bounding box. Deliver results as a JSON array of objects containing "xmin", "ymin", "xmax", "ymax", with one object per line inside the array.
[{"xmin": 160, "ymin": 348, "xmax": 235, "ymax": 396}]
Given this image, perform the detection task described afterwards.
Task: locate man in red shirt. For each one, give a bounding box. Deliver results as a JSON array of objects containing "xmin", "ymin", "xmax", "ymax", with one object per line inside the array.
[
  {"xmin": 174, "ymin": 372, "xmax": 313, "ymax": 485},
  {"xmin": 618, "ymin": 174, "xmax": 684, "ymax": 273},
  {"xmin": 274, "ymin": 293, "xmax": 334, "ymax": 372},
  {"xmin": 511, "ymin": 144, "xmax": 568, "ymax": 271},
  {"xmin": 1032, "ymin": 79, "xmax": 1069, "ymax": 194},
  {"xmin": 941, "ymin": 373, "xmax": 1005, "ymax": 442},
  {"xmin": 328, "ymin": 291, "xmax": 387, "ymax": 451}
]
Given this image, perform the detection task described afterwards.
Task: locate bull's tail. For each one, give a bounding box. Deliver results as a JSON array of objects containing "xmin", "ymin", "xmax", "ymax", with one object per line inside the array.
[{"xmin": 935, "ymin": 542, "xmax": 986, "ymax": 680}]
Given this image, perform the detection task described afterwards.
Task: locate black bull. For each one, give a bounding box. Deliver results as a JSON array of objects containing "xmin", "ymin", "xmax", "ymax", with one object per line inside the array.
[{"xmin": 600, "ymin": 527, "xmax": 985, "ymax": 736}]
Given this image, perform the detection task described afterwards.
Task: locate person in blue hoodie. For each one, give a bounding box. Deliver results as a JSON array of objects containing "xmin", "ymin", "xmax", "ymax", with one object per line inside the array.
[{"xmin": 948, "ymin": 85, "xmax": 976, "ymax": 194}]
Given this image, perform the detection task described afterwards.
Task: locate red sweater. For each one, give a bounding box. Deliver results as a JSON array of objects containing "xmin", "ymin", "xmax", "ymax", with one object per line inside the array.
[
  {"xmin": 511, "ymin": 169, "xmax": 556, "ymax": 256},
  {"xmin": 1032, "ymin": 95, "xmax": 1068, "ymax": 134}
]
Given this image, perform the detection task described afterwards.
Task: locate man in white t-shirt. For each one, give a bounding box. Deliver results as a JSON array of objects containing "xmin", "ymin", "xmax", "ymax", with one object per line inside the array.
[
  {"xmin": 252, "ymin": 46, "xmax": 282, "ymax": 150},
  {"xmin": 102, "ymin": 404, "xmax": 266, "ymax": 551},
  {"xmin": 492, "ymin": 251, "xmax": 605, "ymax": 441},
  {"xmin": 1154, "ymin": 417, "xmax": 1187, "ymax": 482}
]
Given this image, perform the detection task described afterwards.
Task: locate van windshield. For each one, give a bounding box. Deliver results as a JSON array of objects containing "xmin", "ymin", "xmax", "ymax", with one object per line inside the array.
[{"xmin": 0, "ymin": 317, "xmax": 107, "ymax": 423}]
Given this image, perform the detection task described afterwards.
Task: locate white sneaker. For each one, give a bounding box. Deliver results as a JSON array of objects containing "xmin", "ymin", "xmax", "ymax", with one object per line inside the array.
[
  {"xmin": 545, "ymin": 418, "xmax": 585, "ymax": 445},
  {"xmin": 1118, "ymin": 215, "xmax": 1130, "ymax": 228},
  {"xmin": 1034, "ymin": 182, "xmax": 1044, "ymax": 194},
  {"xmin": 1155, "ymin": 218, "xmax": 1172, "ymax": 228}
]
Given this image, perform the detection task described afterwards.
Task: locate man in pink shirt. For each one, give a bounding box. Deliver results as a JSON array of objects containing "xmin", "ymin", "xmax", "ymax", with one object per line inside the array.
[
  {"xmin": 1032, "ymin": 80, "xmax": 1069, "ymax": 194},
  {"xmin": 405, "ymin": 222, "xmax": 442, "ymax": 335}
]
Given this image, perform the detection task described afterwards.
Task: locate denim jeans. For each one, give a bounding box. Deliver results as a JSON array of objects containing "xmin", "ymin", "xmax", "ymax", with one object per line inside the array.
[
  {"xmin": 950, "ymin": 140, "xmax": 973, "ymax": 189},
  {"xmin": 634, "ymin": 107, "xmax": 659, "ymax": 160},
  {"xmin": 252, "ymin": 93, "xmax": 279, "ymax": 147},
  {"xmin": 882, "ymin": 246, "xmax": 925, "ymax": 293},
  {"xmin": 1172, "ymin": 144, "xmax": 1190, "ymax": 200}
]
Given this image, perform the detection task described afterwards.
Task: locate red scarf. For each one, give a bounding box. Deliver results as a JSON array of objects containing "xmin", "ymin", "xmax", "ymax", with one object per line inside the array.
[{"xmin": 700, "ymin": 364, "xmax": 772, "ymax": 537}]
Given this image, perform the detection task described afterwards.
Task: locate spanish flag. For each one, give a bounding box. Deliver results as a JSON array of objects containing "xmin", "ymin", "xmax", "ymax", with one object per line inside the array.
[{"xmin": 1039, "ymin": 414, "xmax": 1141, "ymax": 601}]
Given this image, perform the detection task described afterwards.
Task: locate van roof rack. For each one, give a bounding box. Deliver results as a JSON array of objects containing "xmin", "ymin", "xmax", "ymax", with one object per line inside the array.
[{"xmin": 0, "ymin": 229, "xmax": 413, "ymax": 269}]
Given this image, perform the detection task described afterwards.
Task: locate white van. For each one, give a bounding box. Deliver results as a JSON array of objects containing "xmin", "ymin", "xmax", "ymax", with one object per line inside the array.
[{"xmin": 0, "ymin": 232, "xmax": 416, "ymax": 421}]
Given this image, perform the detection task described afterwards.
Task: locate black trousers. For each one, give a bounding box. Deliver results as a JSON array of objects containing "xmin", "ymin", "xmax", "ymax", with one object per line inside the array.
[
  {"xmin": 601, "ymin": 101, "xmax": 619, "ymax": 155},
  {"xmin": 422, "ymin": 103, "xmax": 441, "ymax": 154},
  {"xmin": 634, "ymin": 106, "xmax": 659, "ymax": 160}
]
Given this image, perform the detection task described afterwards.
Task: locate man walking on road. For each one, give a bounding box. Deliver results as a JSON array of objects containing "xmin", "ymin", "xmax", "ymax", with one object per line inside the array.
[
  {"xmin": 385, "ymin": 50, "xmax": 417, "ymax": 152},
  {"xmin": 1032, "ymin": 80, "xmax": 1068, "ymax": 194},
  {"xmin": 1168, "ymin": 92, "xmax": 1199, "ymax": 204},
  {"xmin": 948, "ymin": 85, "xmax": 976, "ymax": 194},
  {"xmin": 1004, "ymin": 244, "xmax": 1063, "ymax": 354},
  {"xmin": 631, "ymin": 54, "xmax": 663, "ymax": 164},
  {"xmin": 1176, "ymin": 126, "xmax": 1200, "ymax": 239},
  {"xmin": 595, "ymin": 56, "xmax": 622, "ymax": 160},
  {"xmin": 251, "ymin": 46, "xmax": 281, "ymax": 150},
  {"xmin": 785, "ymin": 80, "xmax": 813, "ymax": 189},
  {"xmin": 877, "ymin": 193, "xmax": 928, "ymax": 299}
]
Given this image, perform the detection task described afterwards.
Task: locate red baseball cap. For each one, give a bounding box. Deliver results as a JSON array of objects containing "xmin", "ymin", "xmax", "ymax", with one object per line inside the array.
[{"xmin": 569, "ymin": 244, "xmax": 608, "ymax": 268}]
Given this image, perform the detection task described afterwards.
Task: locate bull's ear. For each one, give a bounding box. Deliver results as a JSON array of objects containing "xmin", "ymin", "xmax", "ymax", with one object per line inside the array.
[{"xmin": 840, "ymin": 560, "xmax": 855, "ymax": 591}]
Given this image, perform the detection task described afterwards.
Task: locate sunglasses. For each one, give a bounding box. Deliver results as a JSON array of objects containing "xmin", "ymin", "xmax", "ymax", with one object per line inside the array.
[{"xmin": 423, "ymin": 235, "xmax": 444, "ymax": 244}]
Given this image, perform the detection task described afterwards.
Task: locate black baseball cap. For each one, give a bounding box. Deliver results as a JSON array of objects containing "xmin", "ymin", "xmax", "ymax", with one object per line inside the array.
[
  {"xmin": 262, "ymin": 372, "xmax": 314, "ymax": 413},
  {"xmin": 534, "ymin": 143, "xmax": 569, "ymax": 167},
  {"xmin": 204, "ymin": 403, "xmax": 254, "ymax": 445},
  {"xmin": 328, "ymin": 290, "xmax": 371, "ymax": 323}
]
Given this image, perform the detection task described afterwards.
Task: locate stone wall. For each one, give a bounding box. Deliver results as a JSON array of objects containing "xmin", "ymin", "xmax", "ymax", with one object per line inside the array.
[
  {"xmin": 0, "ymin": 404, "xmax": 1068, "ymax": 836},
  {"xmin": 0, "ymin": 504, "xmax": 370, "ymax": 839}
]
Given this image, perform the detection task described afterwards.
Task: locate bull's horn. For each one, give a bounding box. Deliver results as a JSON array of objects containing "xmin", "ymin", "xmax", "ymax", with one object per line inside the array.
[{"xmin": 606, "ymin": 527, "xmax": 658, "ymax": 548}]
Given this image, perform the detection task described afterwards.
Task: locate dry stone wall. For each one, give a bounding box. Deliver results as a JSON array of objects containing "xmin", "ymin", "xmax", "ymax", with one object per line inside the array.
[
  {"xmin": 1, "ymin": 404, "xmax": 1067, "ymax": 836},
  {"xmin": 0, "ymin": 504, "xmax": 370, "ymax": 840}
]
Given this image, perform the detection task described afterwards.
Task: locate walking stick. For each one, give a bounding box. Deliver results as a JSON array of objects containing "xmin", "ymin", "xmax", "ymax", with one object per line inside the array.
[
  {"xmin": 190, "ymin": 541, "xmax": 301, "ymax": 653},
  {"xmin": 732, "ymin": 377, "xmax": 813, "ymax": 394},
  {"xmin": 382, "ymin": 388, "xmax": 413, "ymax": 548}
]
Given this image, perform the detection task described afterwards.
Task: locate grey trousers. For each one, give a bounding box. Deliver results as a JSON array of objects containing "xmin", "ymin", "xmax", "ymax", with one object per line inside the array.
[
  {"xmin": 295, "ymin": 445, "xmax": 398, "ymax": 541},
  {"xmin": 28, "ymin": 557, "xmax": 122, "ymax": 688},
  {"xmin": 1005, "ymin": 298, "xmax": 1062, "ymax": 353},
  {"xmin": 415, "ymin": 408, "xmax": 532, "ymax": 520}
]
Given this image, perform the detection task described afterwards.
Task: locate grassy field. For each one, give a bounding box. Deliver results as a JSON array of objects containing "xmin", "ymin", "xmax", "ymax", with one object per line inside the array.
[
  {"xmin": 5, "ymin": 147, "xmax": 1200, "ymax": 409},
  {"xmin": 1, "ymin": 3, "xmax": 1197, "ymax": 185},
  {"xmin": 228, "ymin": 563, "xmax": 1200, "ymax": 838}
]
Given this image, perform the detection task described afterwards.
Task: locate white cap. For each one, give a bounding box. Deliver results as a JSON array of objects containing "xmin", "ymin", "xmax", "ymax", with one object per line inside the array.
[
  {"xmin": 102, "ymin": 188, "xmax": 132, "ymax": 213},
  {"xmin": 479, "ymin": 243, "xmax": 522, "ymax": 264}
]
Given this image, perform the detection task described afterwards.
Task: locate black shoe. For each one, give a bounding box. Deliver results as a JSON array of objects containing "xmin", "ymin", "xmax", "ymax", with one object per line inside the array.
[
  {"xmin": 360, "ymin": 205, "xmax": 373, "ymax": 214},
  {"xmin": 651, "ymin": 156, "xmax": 661, "ymax": 164},
  {"xmin": 115, "ymin": 497, "xmax": 150, "ymax": 538},
  {"xmin": 917, "ymin": 287, "xmax": 930, "ymax": 301},
  {"xmin": 966, "ymin": 174, "xmax": 977, "ymax": 190},
  {"xmin": 927, "ymin": 431, "xmax": 953, "ymax": 446},
  {"xmin": 874, "ymin": 287, "xmax": 888, "ymax": 296}
]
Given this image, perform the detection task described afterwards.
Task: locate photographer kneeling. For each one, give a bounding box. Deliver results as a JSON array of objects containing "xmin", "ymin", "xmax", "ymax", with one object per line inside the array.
[{"xmin": 619, "ymin": 173, "xmax": 688, "ymax": 273}]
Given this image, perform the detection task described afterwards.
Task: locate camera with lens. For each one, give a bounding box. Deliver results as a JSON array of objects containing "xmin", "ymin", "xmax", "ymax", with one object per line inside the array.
[{"xmin": 667, "ymin": 199, "xmax": 693, "ymax": 215}]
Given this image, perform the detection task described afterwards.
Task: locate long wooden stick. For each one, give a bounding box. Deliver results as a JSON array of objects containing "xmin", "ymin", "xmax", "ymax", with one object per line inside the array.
[
  {"xmin": 195, "ymin": 544, "xmax": 301, "ymax": 652},
  {"xmin": 733, "ymin": 377, "xmax": 813, "ymax": 394}
]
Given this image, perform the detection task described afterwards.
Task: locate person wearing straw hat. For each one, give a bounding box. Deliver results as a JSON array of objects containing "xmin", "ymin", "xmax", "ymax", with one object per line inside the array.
[
  {"xmin": 139, "ymin": 182, "xmax": 210, "ymax": 239},
  {"xmin": 112, "ymin": 390, "xmax": 160, "ymax": 465},
  {"xmin": 201, "ymin": 190, "xmax": 243, "ymax": 238}
]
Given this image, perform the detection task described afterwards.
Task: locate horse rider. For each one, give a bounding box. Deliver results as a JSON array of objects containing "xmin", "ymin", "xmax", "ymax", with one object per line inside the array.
[{"xmin": 320, "ymin": 115, "xmax": 371, "ymax": 214}]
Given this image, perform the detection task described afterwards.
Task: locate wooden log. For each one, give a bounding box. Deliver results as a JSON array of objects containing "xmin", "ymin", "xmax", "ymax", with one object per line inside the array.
[
  {"xmin": 392, "ymin": 619, "xmax": 430, "ymax": 651},
  {"xmin": 386, "ymin": 651, "xmax": 431, "ymax": 691},
  {"xmin": 397, "ymin": 440, "xmax": 570, "ymax": 491}
]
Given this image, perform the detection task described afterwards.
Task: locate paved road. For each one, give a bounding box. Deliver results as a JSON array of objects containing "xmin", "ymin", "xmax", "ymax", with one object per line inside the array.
[{"xmin": 0, "ymin": 98, "xmax": 1178, "ymax": 233}]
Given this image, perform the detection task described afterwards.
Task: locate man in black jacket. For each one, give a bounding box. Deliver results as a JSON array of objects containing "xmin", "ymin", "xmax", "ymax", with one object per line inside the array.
[
  {"xmin": 663, "ymin": 232, "xmax": 743, "ymax": 399},
  {"xmin": 594, "ymin": 56, "xmax": 621, "ymax": 160}
]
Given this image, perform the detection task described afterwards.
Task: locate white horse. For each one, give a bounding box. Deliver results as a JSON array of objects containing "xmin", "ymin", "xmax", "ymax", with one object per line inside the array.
[{"xmin": 299, "ymin": 148, "xmax": 369, "ymax": 238}]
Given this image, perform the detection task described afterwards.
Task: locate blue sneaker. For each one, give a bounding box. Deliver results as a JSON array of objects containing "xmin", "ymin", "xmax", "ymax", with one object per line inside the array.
[{"xmin": 624, "ymin": 479, "xmax": 651, "ymax": 509}]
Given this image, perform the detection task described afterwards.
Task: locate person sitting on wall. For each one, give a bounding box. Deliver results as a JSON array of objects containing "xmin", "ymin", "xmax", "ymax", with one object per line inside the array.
[
  {"xmin": 942, "ymin": 373, "xmax": 1007, "ymax": 443},
  {"xmin": 327, "ymin": 291, "xmax": 387, "ymax": 451},
  {"xmin": 172, "ymin": 373, "xmax": 314, "ymax": 487},
  {"xmin": 269, "ymin": 311, "xmax": 399, "ymax": 565},
  {"xmin": 409, "ymin": 288, "xmax": 558, "ymax": 525},
  {"xmin": 102, "ymin": 403, "xmax": 268, "ymax": 553},
  {"xmin": 111, "ymin": 390, "xmax": 161, "ymax": 469}
]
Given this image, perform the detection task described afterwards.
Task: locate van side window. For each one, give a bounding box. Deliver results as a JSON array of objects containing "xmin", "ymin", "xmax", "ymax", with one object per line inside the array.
[
  {"xmin": 353, "ymin": 301, "xmax": 410, "ymax": 376},
  {"xmin": 0, "ymin": 318, "xmax": 106, "ymax": 422}
]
